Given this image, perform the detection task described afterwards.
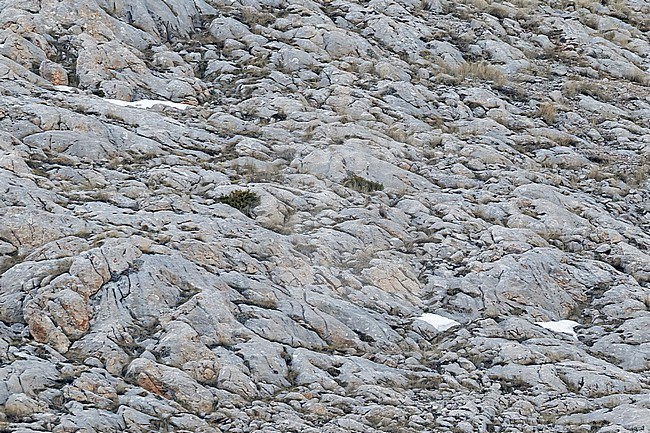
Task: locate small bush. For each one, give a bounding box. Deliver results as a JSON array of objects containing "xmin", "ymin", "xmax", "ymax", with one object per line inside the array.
[
  {"xmin": 218, "ymin": 189, "xmax": 260, "ymax": 217},
  {"xmin": 342, "ymin": 174, "xmax": 384, "ymax": 193}
]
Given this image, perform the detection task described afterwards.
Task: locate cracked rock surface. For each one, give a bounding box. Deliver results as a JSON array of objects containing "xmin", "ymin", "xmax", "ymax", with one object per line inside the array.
[{"xmin": 1, "ymin": 0, "xmax": 650, "ymax": 431}]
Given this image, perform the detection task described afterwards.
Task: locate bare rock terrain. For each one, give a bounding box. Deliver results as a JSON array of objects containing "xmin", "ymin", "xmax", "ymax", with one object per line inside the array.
[{"xmin": 1, "ymin": 0, "xmax": 650, "ymax": 431}]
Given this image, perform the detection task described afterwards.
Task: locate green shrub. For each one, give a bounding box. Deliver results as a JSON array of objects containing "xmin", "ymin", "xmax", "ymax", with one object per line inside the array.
[
  {"xmin": 342, "ymin": 174, "xmax": 384, "ymax": 193},
  {"xmin": 218, "ymin": 189, "xmax": 260, "ymax": 217}
]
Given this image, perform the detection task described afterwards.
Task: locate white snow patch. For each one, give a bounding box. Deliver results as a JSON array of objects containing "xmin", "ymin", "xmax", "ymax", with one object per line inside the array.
[
  {"xmin": 103, "ymin": 98, "xmax": 190, "ymax": 110},
  {"xmin": 416, "ymin": 313, "xmax": 461, "ymax": 332},
  {"xmin": 54, "ymin": 85, "xmax": 75, "ymax": 92},
  {"xmin": 536, "ymin": 320, "xmax": 580, "ymax": 338}
]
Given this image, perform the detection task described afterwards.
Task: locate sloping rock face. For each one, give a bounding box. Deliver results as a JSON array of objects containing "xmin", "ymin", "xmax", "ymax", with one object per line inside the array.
[{"xmin": 1, "ymin": 0, "xmax": 650, "ymax": 431}]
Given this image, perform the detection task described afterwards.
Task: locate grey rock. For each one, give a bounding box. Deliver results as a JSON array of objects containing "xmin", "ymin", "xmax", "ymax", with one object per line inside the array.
[
  {"xmin": 39, "ymin": 61, "xmax": 69, "ymax": 86},
  {"xmin": 126, "ymin": 358, "xmax": 214, "ymax": 414},
  {"xmin": 4, "ymin": 393, "xmax": 44, "ymax": 418},
  {"xmin": 1, "ymin": 0, "xmax": 650, "ymax": 430}
]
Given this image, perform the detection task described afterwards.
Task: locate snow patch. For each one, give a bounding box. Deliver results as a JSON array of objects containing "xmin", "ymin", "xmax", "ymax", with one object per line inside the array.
[
  {"xmin": 54, "ymin": 85, "xmax": 75, "ymax": 92},
  {"xmin": 103, "ymin": 98, "xmax": 190, "ymax": 110},
  {"xmin": 536, "ymin": 320, "xmax": 580, "ymax": 338},
  {"xmin": 416, "ymin": 313, "xmax": 460, "ymax": 332}
]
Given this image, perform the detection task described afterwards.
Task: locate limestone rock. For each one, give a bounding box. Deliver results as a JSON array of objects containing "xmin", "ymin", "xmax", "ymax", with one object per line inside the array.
[{"xmin": 1, "ymin": 0, "xmax": 650, "ymax": 430}]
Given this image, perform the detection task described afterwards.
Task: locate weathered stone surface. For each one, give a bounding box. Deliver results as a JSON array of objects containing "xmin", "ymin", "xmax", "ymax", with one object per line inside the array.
[
  {"xmin": 125, "ymin": 358, "xmax": 214, "ymax": 415},
  {"xmin": 1, "ymin": 0, "xmax": 650, "ymax": 431},
  {"xmin": 39, "ymin": 60, "xmax": 69, "ymax": 86},
  {"xmin": 4, "ymin": 393, "xmax": 44, "ymax": 418}
]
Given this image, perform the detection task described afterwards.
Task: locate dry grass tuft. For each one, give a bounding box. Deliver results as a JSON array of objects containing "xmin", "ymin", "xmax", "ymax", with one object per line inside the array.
[
  {"xmin": 623, "ymin": 68, "xmax": 650, "ymax": 85},
  {"xmin": 537, "ymin": 102, "xmax": 558, "ymax": 124},
  {"xmin": 438, "ymin": 61, "xmax": 507, "ymax": 86},
  {"xmin": 563, "ymin": 79, "xmax": 610, "ymax": 100}
]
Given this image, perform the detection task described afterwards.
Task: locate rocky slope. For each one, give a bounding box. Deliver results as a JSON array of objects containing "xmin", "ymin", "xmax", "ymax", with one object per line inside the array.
[{"xmin": 1, "ymin": 0, "xmax": 650, "ymax": 431}]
